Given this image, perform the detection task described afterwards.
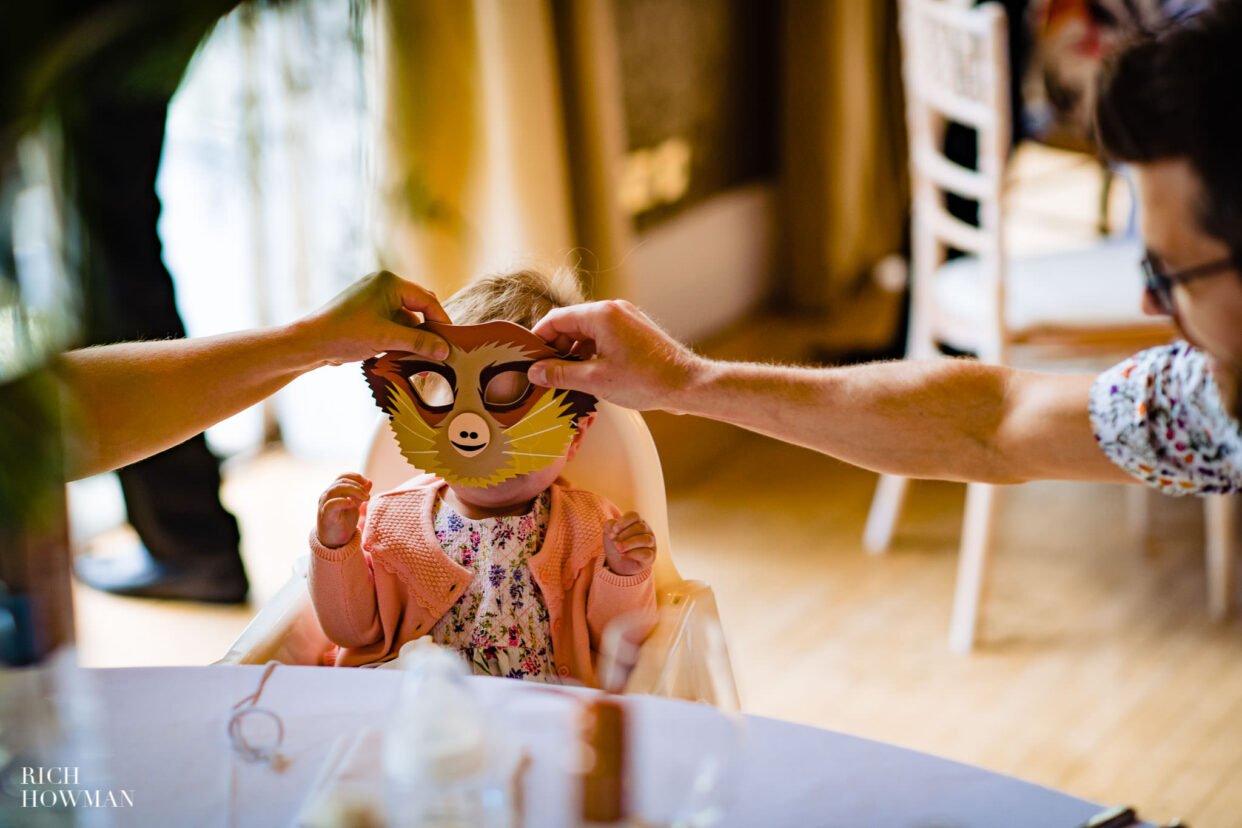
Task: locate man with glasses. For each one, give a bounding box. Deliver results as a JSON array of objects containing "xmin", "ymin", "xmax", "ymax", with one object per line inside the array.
[{"xmin": 525, "ymin": 0, "xmax": 1242, "ymax": 498}]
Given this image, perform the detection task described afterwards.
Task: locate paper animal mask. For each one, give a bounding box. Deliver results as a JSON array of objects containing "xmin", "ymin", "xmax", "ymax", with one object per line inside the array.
[{"xmin": 363, "ymin": 321, "xmax": 597, "ymax": 488}]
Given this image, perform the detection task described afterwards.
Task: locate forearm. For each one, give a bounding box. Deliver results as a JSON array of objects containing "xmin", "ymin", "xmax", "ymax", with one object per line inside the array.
[
  {"xmin": 308, "ymin": 531, "xmax": 383, "ymax": 648},
  {"xmin": 587, "ymin": 559, "xmax": 657, "ymax": 644},
  {"xmin": 671, "ymin": 358, "xmax": 1099, "ymax": 484},
  {"xmin": 526, "ymin": 300, "xmax": 1126, "ymax": 484},
  {"xmin": 54, "ymin": 269, "xmax": 450, "ymax": 479},
  {"xmin": 58, "ymin": 319, "xmax": 325, "ymax": 479}
]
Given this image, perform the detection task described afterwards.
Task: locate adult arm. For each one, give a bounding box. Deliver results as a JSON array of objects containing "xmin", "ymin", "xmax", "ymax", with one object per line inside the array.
[
  {"xmin": 529, "ymin": 300, "xmax": 1132, "ymax": 485},
  {"xmin": 58, "ymin": 270, "xmax": 450, "ymax": 479}
]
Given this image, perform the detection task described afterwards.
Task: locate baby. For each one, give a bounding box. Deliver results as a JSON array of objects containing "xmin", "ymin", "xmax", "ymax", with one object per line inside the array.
[{"xmin": 308, "ymin": 268, "xmax": 659, "ymax": 685}]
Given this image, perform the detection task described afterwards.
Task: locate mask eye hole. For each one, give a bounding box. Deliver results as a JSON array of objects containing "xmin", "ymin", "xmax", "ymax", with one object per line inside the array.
[
  {"xmin": 482, "ymin": 367, "xmax": 533, "ymax": 410},
  {"xmin": 411, "ymin": 371, "xmax": 455, "ymax": 410}
]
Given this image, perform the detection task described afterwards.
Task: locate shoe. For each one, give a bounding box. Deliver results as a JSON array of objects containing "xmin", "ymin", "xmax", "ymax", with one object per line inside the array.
[{"xmin": 74, "ymin": 543, "xmax": 249, "ymax": 605}]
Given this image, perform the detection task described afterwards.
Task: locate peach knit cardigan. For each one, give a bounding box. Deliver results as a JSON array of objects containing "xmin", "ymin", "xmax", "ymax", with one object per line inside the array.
[{"xmin": 308, "ymin": 474, "xmax": 658, "ymax": 685}]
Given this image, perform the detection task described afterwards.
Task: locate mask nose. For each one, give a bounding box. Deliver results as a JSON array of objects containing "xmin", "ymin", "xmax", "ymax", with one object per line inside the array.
[{"xmin": 448, "ymin": 412, "xmax": 491, "ymax": 457}]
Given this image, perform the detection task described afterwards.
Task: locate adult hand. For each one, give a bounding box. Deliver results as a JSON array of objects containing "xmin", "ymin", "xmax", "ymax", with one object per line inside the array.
[
  {"xmin": 528, "ymin": 300, "xmax": 702, "ymax": 412},
  {"xmin": 296, "ymin": 270, "xmax": 451, "ymax": 365}
]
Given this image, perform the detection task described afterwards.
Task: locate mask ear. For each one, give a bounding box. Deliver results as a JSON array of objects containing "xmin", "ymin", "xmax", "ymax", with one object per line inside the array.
[
  {"xmin": 362, "ymin": 354, "xmax": 406, "ymax": 414},
  {"xmin": 562, "ymin": 388, "xmax": 597, "ymax": 425}
]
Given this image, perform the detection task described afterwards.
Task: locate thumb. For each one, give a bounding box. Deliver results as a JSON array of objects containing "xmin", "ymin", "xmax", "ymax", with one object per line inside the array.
[{"xmin": 529, "ymin": 358, "xmax": 602, "ymax": 393}]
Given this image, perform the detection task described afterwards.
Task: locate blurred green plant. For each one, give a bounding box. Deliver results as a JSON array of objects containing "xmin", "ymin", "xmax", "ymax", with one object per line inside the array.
[{"xmin": 0, "ymin": 367, "xmax": 66, "ymax": 534}]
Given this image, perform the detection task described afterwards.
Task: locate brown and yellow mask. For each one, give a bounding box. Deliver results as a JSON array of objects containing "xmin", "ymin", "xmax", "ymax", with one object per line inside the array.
[{"xmin": 362, "ymin": 320, "xmax": 597, "ymax": 488}]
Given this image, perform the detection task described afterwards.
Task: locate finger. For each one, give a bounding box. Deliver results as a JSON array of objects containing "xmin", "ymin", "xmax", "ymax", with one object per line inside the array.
[
  {"xmin": 615, "ymin": 535, "xmax": 656, "ymax": 554},
  {"xmin": 321, "ymin": 482, "xmax": 368, "ymax": 503},
  {"xmin": 547, "ymin": 333, "xmax": 575, "ymax": 353},
  {"xmin": 610, "ymin": 518, "xmax": 644, "ymax": 540},
  {"xmin": 321, "ymin": 498, "xmax": 362, "ymax": 516},
  {"xmin": 331, "ymin": 484, "xmax": 369, "ymax": 501},
  {"xmin": 568, "ymin": 339, "xmax": 597, "ymax": 360},
  {"xmin": 530, "ymin": 302, "xmax": 618, "ymax": 346},
  {"xmin": 336, "ymin": 473, "xmax": 372, "ymax": 488},
  {"xmin": 327, "ymin": 478, "xmax": 369, "ymax": 497},
  {"xmin": 395, "ymin": 307, "xmax": 425, "ymax": 328},
  {"xmin": 615, "ymin": 522, "xmax": 651, "ymax": 543},
  {"xmin": 608, "ymin": 511, "xmax": 643, "ymax": 534},
  {"xmin": 614, "ymin": 548, "xmax": 656, "ymax": 571},
  {"xmin": 377, "ymin": 321, "xmax": 450, "ymax": 361},
  {"xmin": 622, "ymin": 546, "xmax": 655, "ymax": 563},
  {"xmin": 319, "ymin": 495, "xmax": 365, "ymax": 515},
  {"xmin": 527, "ymin": 357, "xmax": 603, "ymax": 392},
  {"xmin": 387, "ymin": 273, "xmax": 451, "ymax": 324}
]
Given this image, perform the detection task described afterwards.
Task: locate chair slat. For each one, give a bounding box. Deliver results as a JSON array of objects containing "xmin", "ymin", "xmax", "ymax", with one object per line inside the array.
[
  {"xmin": 916, "ymin": 145, "xmax": 993, "ymax": 200},
  {"xmin": 923, "ymin": 198, "xmax": 993, "ymax": 255}
]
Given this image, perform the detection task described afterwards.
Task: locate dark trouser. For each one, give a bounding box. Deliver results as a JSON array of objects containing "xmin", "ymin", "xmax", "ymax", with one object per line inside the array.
[{"xmin": 62, "ymin": 93, "xmax": 243, "ymax": 570}]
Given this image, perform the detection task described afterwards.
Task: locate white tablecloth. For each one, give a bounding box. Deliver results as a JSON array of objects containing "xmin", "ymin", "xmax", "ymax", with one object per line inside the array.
[{"xmin": 84, "ymin": 665, "xmax": 1122, "ymax": 828}]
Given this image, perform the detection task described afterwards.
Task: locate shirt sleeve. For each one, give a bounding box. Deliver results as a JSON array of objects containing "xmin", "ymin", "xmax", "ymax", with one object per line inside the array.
[{"xmin": 1089, "ymin": 342, "xmax": 1242, "ymax": 495}]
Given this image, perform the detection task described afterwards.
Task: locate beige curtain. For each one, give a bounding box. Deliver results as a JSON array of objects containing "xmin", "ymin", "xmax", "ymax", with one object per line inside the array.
[
  {"xmin": 373, "ymin": 0, "xmax": 599, "ymax": 299},
  {"xmin": 778, "ymin": 0, "xmax": 909, "ymax": 312},
  {"xmin": 547, "ymin": 0, "xmax": 634, "ymax": 301}
]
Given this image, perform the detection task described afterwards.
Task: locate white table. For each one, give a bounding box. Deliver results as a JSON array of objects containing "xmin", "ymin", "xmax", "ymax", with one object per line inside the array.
[{"xmin": 85, "ymin": 665, "xmax": 1129, "ymax": 828}]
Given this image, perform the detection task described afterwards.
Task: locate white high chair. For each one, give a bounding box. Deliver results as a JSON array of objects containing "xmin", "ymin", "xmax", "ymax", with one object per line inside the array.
[{"xmin": 220, "ymin": 402, "xmax": 739, "ymax": 707}]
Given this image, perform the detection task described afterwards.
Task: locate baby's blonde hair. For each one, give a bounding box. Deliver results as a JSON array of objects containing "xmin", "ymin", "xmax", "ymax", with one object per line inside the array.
[{"xmin": 444, "ymin": 267, "xmax": 585, "ymax": 329}]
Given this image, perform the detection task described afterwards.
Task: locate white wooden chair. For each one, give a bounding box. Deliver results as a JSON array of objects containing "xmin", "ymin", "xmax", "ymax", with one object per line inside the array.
[
  {"xmin": 865, "ymin": 0, "xmax": 1232, "ymax": 654},
  {"xmin": 219, "ymin": 401, "xmax": 740, "ymax": 708}
]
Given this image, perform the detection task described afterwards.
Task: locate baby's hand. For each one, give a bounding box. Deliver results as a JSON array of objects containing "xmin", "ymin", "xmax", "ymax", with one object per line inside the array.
[
  {"xmin": 603, "ymin": 511, "xmax": 656, "ymax": 576},
  {"xmin": 317, "ymin": 473, "xmax": 372, "ymax": 549}
]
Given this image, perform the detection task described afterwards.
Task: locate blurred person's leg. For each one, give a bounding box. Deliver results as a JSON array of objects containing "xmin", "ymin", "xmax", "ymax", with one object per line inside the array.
[
  {"xmin": 0, "ymin": 156, "xmax": 16, "ymax": 290},
  {"xmin": 65, "ymin": 93, "xmax": 247, "ymax": 604}
]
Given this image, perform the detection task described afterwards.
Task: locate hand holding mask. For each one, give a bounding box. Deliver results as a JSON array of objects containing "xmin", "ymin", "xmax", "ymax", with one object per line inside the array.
[{"xmin": 362, "ymin": 321, "xmax": 598, "ymax": 488}]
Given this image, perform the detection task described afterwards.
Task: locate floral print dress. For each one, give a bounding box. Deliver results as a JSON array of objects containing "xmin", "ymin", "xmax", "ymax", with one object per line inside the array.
[
  {"xmin": 428, "ymin": 491, "xmax": 558, "ymax": 682},
  {"xmin": 1089, "ymin": 342, "xmax": 1242, "ymax": 495}
]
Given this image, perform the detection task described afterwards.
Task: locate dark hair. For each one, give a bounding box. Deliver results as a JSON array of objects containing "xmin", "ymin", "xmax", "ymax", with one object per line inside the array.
[{"xmin": 1094, "ymin": 0, "xmax": 1242, "ymax": 253}]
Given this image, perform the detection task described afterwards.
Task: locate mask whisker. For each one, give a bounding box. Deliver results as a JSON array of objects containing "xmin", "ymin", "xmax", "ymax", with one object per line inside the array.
[
  {"xmin": 506, "ymin": 424, "xmax": 563, "ymax": 442},
  {"xmin": 519, "ymin": 394, "xmax": 563, "ymax": 421}
]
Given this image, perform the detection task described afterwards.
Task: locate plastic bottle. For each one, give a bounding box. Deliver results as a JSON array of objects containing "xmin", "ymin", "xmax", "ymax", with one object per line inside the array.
[{"xmin": 382, "ymin": 641, "xmax": 511, "ymax": 828}]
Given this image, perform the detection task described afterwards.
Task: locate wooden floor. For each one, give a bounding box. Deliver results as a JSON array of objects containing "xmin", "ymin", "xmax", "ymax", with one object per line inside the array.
[
  {"xmin": 672, "ymin": 433, "xmax": 1242, "ymax": 827},
  {"xmin": 76, "ymin": 435, "xmax": 1242, "ymax": 826}
]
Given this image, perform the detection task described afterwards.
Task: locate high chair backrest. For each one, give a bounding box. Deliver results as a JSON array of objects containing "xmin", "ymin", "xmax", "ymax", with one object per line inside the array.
[
  {"xmin": 363, "ymin": 400, "xmax": 684, "ymax": 591},
  {"xmin": 899, "ymin": 0, "xmax": 1011, "ymax": 359}
]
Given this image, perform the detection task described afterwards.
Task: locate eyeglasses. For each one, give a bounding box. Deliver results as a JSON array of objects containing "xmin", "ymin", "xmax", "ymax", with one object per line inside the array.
[{"xmin": 1141, "ymin": 250, "xmax": 1240, "ymax": 315}]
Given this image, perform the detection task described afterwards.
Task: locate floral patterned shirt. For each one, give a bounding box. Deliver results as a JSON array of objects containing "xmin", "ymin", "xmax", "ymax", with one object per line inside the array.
[
  {"xmin": 1089, "ymin": 342, "xmax": 1242, "ymax": 495},
  {"xmin": 428, "ymin": 491, "xmax": 558, "ymax": 682}
]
